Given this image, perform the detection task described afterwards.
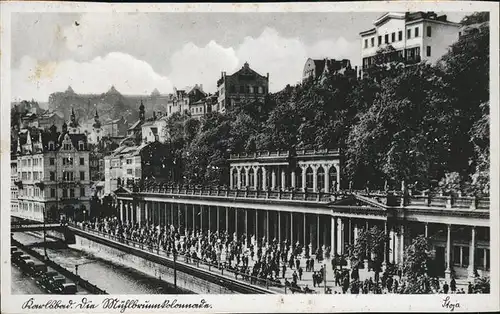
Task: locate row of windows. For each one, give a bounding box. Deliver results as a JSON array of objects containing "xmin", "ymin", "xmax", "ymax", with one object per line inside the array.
[
  {"xmin": 361, "ymin": 46, "xmax": 431, "ymax": 68},
  {"xmin": 20, "ymin": 158, "xmax": 43, "ymax": 168},
  {"xmin": 18, "ymin": 186, "xmax": 43, "ymax": 198},
  {"xmin": 191, "ymin": 106, "xmax": 204, "ymax": 114},
  {"xmin": 228, "ymin": 85, "xmax": 266, "ymax": 94},
  {"xmin": 19, "ymin": 202, "xmax": 43, "ymax": 213},
  {"xmin": 364, "ymin": 26, "xmax": 432, "ymax": 49}
]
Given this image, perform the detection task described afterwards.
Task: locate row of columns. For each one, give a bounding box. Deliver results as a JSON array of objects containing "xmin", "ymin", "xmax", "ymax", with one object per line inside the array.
[
  {"xmin": 230, "ymin": 163, "xmax": 341, "ymax": 192},
  {"xmin": 118, "ymin": 200, "xmax": 487, "ymax": 279}
]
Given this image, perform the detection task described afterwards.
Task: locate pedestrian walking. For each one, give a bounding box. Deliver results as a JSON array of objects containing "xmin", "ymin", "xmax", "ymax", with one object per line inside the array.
[{"xmin": 298, "ymin": 266, "xmax": 303, "ymax": 281}]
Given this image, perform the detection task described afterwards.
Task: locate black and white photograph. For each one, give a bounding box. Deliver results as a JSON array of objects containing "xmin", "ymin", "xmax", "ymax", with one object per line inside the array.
[{"xmin": 1, "ymin": 1, "xmax": 499, "ymax": 313}]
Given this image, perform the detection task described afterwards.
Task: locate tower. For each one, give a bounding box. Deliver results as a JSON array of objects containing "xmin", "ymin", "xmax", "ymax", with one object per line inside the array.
[{"xmin": 139, "ymin": 100, "xmax": 145, "ymax": 123}]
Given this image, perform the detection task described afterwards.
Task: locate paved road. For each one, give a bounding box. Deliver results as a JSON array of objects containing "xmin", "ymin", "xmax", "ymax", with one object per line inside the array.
[{"xmin": 11, "ymin": 264, "xmax": 45, "ymax": 294}]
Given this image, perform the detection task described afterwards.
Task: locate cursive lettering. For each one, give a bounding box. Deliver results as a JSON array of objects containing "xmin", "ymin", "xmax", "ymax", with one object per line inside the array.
[
  {"xmin": 442, "ymin": 296, "xmax": 460, "ymax": 312},
  {"xmin": 22, "ymin": 298, "xmax": 75, "ymax": 310},
  {"xmin": 101, "ymin": 298, "xmax": 213, "ymax": 313}
]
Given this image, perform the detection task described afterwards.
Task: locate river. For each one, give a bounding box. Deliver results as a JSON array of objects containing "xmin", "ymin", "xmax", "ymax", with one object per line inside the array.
[{"xmin": 12, "ymin": 232, "xmax": 188, "ymax": 295}]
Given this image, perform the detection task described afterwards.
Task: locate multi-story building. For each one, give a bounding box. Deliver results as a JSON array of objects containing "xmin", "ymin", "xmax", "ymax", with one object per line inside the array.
[
  {"xmin": 302, "ymin": 58, "xmax": 357, "ymax": 83},
  {"xmin": 102, "ymin": 116, "xmax": 128, "ymax": 137},
  {"xmin": 14, "ymin": 124, "xmax": 91, "ymax": 222},
  {"xmin": 360, "ymin": 12, "xmax": 460, "ymax": 73},
  {"xmin": 216, "ymin": 62, "xmax": 269, "ymax": 113},
  {"xmin": 11, "ymin": 150, "xmax": 19, "ymax": 215},
  {"xmin": 104, "ymin": 141, "xmax": 170, "ymax": 195}
]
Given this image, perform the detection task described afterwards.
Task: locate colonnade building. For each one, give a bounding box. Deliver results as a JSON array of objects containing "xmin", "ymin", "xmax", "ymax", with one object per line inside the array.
[
  {"xmin": 228, "ymin": 149, "xmax": 341, "ymax": 193},
  {"xmin": 114, "ymin": 150, "xmax": 490, "ymax": 282}
]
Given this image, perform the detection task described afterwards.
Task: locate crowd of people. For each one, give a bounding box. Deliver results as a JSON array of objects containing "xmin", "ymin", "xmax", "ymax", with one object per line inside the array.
[{"xmin": 75, "ymin": 216, "xmax": 481, "ymax": 295}]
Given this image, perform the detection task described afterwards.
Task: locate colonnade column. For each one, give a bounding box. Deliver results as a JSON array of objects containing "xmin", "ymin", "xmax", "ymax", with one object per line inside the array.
[
  {"xmin": 278, "ymin": 211, "xmax": 281, "ymax": 243},
  {"xmin": 400, "ymin": 224, "xmax": 405, "ymax": 264},
  {"xmin": 245, "ymin": 209, "xmax": 248, "ymax": 246},
  {"xmin": 281, "ymin": 170, "xmax": 286, "ymax": 190},
  {"xmin": 335, "ymin": 165, "xmax": 340, "ymax": 191},
  {"xmin": 271, "ymin": 169, "xmax": 276, "ymax": 190},
  {"xmin": 291, "ymin": 170, "xmax": 296, "ymax": 189},
  {"xmin": 312, "ymin": 165, "xmax": 318, "ymax": 193},
  {"xmin": 144, "ymin": 202, "xmax": 149, "ymax": 223},
  {"xmin": 230, "ymin": 167, "xmax": 234, "ymax": 189},
  {"xmin": 331, "ymin": 217, "xmax": 336, "ymax": 254},
  {"xmin": 324, "ymin": 164, "xmax": 331, "ymax": 193},
  {"xmin": 120, "ymin": 201, "xmax": 124, "ymax": 222},
  {"xmin": 253, "ymin": 166, "xmax": 258, "ymax": 189},
  {"xmin": 303, "ymin": 213, "xmax": 307, "ymax": 249},
  {"xmin": 301, "ymin": 165, "xmax": 307, "ymax": 192},
  {"xmin": 337, "ymin": 218, "xmax": 344, "ymax": 255},
  {"xmin": 316, "ymin": 215, "xmax": 320, "ymax": 250},
  {"xmin": 244, "ymin": 167, "xmax": 250, "ymax": 188},
  {"xmin": 225, "ymin": 207, "xmax": 229, "ymax": 234},
  {"xmin": 290, "ymin": 213, "xmax": 294, "ymax": 246},
  {"xmin": 389, "ymin": 226, "xmax": 395, "ymax": 263},
  {"xmin": 262, "ymin": 167, "xmax": 267, "ymax": 190},
  {"xmin": 445, "ymin": 224, "xmax": 451, "ymax": 280},
  {"xmin": 216, "ymin": 206, "xmax": 220, "ymax": 233},
  {"xmin": 424, "ymin": 222, "xmax": 428, "ymax": 238},
  {"xmin": 236, "ymin": 167, "xmax": 242, "ymax": 189},
  {"xmin": 383, "ymin": 221, "xmax": 388, "ymax": 268},
  {"xmin": 266, "ymin": 210, "xmax": 270, "ymax": 243},
  {"xmin": 468, "ymin": 226, "xmax": 475, "ymax": 279}
]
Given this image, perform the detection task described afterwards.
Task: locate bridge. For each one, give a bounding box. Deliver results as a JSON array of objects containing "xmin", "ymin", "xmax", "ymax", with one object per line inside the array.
[{"xmin": 11, "ymin": 222, "xmax": 63, "ymax": 232}]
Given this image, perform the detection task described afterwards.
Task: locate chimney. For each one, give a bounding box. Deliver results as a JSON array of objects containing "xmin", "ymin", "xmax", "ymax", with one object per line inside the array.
[
  {"xmin": 267, "ymin": 73, "xmax": 269, "ymax": 80},
  {"xmin": 200, "ymin": 84, "xmax": 203, "ymax": 91}
]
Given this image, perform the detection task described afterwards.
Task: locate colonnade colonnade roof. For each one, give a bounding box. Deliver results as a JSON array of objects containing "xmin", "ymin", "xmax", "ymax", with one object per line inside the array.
[{"xmin": 114, "ymin": 183, "xmax": 490, "ymax": 213}]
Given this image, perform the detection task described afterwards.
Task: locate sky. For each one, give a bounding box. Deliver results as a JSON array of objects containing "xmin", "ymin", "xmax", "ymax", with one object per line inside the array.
[{"xmin": 11, "ymin": 12, "xmax": 468, "ymax": 102}]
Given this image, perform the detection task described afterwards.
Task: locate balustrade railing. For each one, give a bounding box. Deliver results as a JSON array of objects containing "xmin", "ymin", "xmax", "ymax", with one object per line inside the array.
[
  {"xmin": 121, "ymin": 183, "xmax": 489, "ymax": 210},
  {"xmin": 71, "ymin": 224, "xmax": 314, "ymax": 294}
]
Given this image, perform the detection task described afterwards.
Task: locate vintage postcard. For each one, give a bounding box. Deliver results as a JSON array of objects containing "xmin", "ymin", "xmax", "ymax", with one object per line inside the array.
[{"xmin": 1, "ymin": 1, "xmax": 499, "ymax": 313}]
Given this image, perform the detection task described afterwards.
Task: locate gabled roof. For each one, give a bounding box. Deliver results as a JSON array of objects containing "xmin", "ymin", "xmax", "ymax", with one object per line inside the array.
[{"xmin": 128, "ymin": 120, "xmax": 143, "ymax": 130}]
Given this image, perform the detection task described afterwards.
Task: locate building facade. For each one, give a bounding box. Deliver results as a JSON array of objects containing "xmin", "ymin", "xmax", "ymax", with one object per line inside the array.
[
  {"xmin": 228, "ymin": 149, "xmax": 341, "ymax": 192},
  {"xmin": 302, "ymin": 58, "xmax": 357, "ymax": 83},
  {"xmin": 360, "ymin": 12, "xmax": 460, "ymax": 73},
  {"xmin": 14, "ymin": 125, "xmax": 91, "ymax": 222},
  {"xmin": 216, "ymin": 62, "xmax": 269, "ymax": 113}
]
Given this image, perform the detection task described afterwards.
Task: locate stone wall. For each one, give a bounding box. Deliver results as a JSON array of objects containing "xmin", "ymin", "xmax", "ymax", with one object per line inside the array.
[{"xmin": 72, "ymin": 234, "xmax": 237, "ymax": 294}]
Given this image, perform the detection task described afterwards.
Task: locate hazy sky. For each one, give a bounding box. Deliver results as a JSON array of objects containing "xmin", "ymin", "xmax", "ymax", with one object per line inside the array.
[{"xmin": 11, "ymin": 12, "xmax": 467, "ymax": 101}]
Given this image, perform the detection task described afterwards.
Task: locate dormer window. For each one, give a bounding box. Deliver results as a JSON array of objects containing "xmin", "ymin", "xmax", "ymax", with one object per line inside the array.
[
  {"xmin": 48, "ymin": 142, "xmax": 55, "ymax": 150},
  {"xmin": 63, "ymin": 143, "xmax": 72, "ymax": 150},
  {"xmin": 78, "ymin": 141, "xmax": 85, "ymax": 150}
]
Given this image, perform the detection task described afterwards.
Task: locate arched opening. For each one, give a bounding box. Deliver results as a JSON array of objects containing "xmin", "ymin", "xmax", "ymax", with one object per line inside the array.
[
  {"xmin": 256, "ymin": 167, "xmax": 263, "ymax": 190},
  {"xmin": 240, "ymin": 168, "xmax": 246, "ymax": 188},
  {"xmin": 232, "ymin": 168, "xmax": 238, "ymax": 189},
  {"xmin": 329, "ymin": 166, "xmax": 338, "ymax": 192},
  {"xmin": 248, "ymin": 167, "xmax": 255, "ymax": 188},
  {"xmin": 295, "ymin": 167, "xmax": 303, "ymax": 190},
  {"xmin": 306, "ymin": 167, "xmax": 314, "ymax": 191},
  {"xmin": 317, "ymin": 166, "xmax": 325, "ymax": 192}
]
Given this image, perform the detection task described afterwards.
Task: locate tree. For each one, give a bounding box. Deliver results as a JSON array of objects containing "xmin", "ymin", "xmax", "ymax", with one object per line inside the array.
[
  {"xmin": 402, "ymin": 235, "xmax": 433, "ymax": 294},
  {"xmin": 347, "ymin": 225, "xmax": 388, "ymax": 272},
  {"xmin": 473, "ymin": 276, "xmax": 490, "ymax": 293}
]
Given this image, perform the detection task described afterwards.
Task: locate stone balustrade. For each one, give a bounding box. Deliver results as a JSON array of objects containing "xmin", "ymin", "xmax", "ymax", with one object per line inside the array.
[{"xmin": 120, "ymin": 183, "xmax": 490, "ymax": 210}]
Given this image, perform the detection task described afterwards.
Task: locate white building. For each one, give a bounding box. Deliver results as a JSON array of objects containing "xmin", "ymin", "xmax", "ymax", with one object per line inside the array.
[
  {"xmin": 14, "ymin": 125, "xmax": 91, "ymax": 222},
  {"xmin": 360, "ymin": 12, "xmax": 460, "ymax": 72}
]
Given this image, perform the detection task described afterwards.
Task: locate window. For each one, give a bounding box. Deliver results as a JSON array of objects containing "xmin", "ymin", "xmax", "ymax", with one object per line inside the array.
[
  {"xmin": 426, "ymin": 46, "xmax": 431, "ymax": 57},
  {"xmin": 28, "ymin": 159, "xmax": 31, "ymax": 167},
  {"xmin": 415, "ymin": 27, "xmax": 419, "ymax": 37},
  {"xmin": 80, "ymin": 157, "xmax": 84, "ymax": 165},
  {"xmin": 51, "ymin": 188, "xmax": 56, "ymax": 198},
  {"xmin": 407, "ymin": 29, "xmax": 411, "ymax": 39},
  {"xmin": 80, "ymin": 171, "xmax": 85, "ymax": 181},
  {"xmin": 391, "ymin": 32, "xmax": 395, "ymax": 42},
  {"xmin": 364, "ymin": 39, "xmax": 368, "ymax": 48},
  {"xmin": 50, "ymin": 158, "xmax": 55, "ymax": 165},
  {"xmin": 384, "ymin": 34, "xmax": 389, "ymax": 44},
  {"xmin": 33, "ymin": 172, "xmax": 39, "ymax": 180},
  {"xmin": 78, "ymin": 141, "xmax": 85, "ymax": 150},
  {"xmin": 63, "ymin": 143, "xmax": 72, "ymax": 150},
  {"xmin": 48, "ymin": 142, "xmax": 55, "ymax": 150},
  {"xmin": 50, "ymin": 172, "xmax": 55, "ymax": 181},
  {"xmin": 63, "ymin": 171, "xmax": 74, "ymax": 181},
  {"xmin": 62, "ymin": 189, "xmax": 68, "ymax": 198},
  {"xmin": 398, "ymin": 31, "xmax": 403, "ymax": 41},
  {"xmin": 62, "ymin": 157, "xmax": 73, "ymax": 166},
  {"xmin": 70, "ymin": 188, "xmax": 75, "ymax": 198},
  {"xmin": 377, "ymin": 35, "xmax": 382, "ymax": 46},
  {"xmin": 126, "ymin": 159, "xmax": 132, "ymax": 164},
  {"xmin": 127, "ymin": 169, "xmax": 133, "ymax": 175},
  {"xmin": 427, "ymin": 26, "xmax": 432, "ymax": 37},
  {"xmin": 239, "ymin": 85, "xmax": 244, "ymax": 93},
  {"xmin": 370, "ymin": 37, "xmax": 374, "ymax": 47},
  {"xmin": 80, "ymin": 187, "xmax": 85, "ymax": 197}
]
